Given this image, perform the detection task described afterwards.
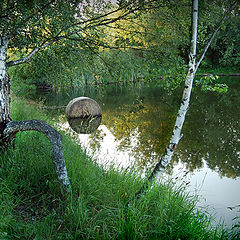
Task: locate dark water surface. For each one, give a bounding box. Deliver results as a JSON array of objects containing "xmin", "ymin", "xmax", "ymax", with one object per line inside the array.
[{"xmin": 37, "ymin": 77, "xmax": 240, "ymax": 228}]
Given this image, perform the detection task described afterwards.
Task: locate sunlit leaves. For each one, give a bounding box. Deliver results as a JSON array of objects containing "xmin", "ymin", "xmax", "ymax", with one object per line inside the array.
[
  {"xmin": 195, "ymin": 74, "xmax": 228, "ymax": 93},
  {"xmin": 1, "ymin": 0, "xmax": 110, "ymax": 54}
]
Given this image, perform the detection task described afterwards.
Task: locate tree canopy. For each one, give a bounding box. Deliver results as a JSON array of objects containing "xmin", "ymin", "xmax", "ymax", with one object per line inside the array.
[
  {"xmin": 1, "ymin": 0, "xmax": 157, "ymax": 66},
  {"xmin": 2, "ymin": 0, "xmax": 238, "ymax": 93}
]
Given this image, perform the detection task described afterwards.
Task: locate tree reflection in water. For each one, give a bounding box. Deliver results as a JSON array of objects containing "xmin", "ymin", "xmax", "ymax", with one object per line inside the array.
[
  {"xmin": 85, "ymin": 82, "xmax": 240, "ymax": 179},
  {"xmin": 40, "ymin": 78, "xmax": 240, "ymax": 227}
]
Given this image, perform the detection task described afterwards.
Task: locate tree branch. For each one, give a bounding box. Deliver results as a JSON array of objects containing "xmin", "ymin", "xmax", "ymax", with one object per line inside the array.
[
  {"xmin": 6, "ymin": 0, "xmax": 159, "ymax": 67},
  {"xmin": 65, "ymin": 33, "xmax": 148, "ymax": 51},
  {"xmin": 76, "ymin": 1, "xmax": 134, "ymax": 25},
  {"xmin": 3, "ymin": 120, "xmax": 71, "ymax": 193},
  {"xmin": 56, "ymin": 0, "xmax": 158, "ymax": 31},
  {"xmin": 194, "ymin": 1, "xmax": 238, "ymax": 73},
  {"xmin": 103, "ymin": 25, "xmax": 157, "ymax": 37},
  {"xmin": 7, "ymin": 39, "xmax": 58, "ymax": 67}
]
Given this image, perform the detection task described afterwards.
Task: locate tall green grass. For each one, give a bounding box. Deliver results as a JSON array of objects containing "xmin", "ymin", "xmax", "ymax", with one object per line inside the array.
[{"xmin": 0, "ymin": 98, "xmax": 239, "ymax": 239}]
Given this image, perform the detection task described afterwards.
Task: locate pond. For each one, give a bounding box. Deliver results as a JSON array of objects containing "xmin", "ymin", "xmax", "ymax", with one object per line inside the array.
[{"xmin": 37, "ymin": 77, "xmax": 240, "ymax": 228}]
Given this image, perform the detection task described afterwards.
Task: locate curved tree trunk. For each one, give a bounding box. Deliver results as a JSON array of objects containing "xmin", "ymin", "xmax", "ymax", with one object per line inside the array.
[
  {"xmin": 0, "ymin": 35, "xmax": 71, "ymax": 193},
  {"xmin": 3, "ymin": 120, "xmax": 71, "ymax": 192}
]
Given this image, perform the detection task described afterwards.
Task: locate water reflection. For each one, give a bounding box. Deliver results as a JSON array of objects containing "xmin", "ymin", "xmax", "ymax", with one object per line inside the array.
[
  {"xmin": 39, "ymin": 78, "xmax": 240, "ymax": 227},
  {"xmin": 83, "ymin": 85, "xmax": 240, "ymax": 179},
  {"xmin": 165, "ymin": 161, "xmax": 240, "ymax": 227},
  {"xmin": 101, "ymin": 102, "xmax": 175, "ymax": 168},
  {"xmin": 67, "ymin": 116, "xmax": 102, "ymax": 134},
  {"xmin": 176, "ymin": 86, "xmax": 240, "ymax": 178}
]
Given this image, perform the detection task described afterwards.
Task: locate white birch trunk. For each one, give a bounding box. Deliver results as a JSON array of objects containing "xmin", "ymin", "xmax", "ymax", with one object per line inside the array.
[
  {"xmin": 132, "ymin": 0, "xmax": 199, "ymax": 200},
  {"xmin": 148, "ymin": 0, "xmax": 199, "ymax": 182},
  {"xmin": 161, "ymin": 0, "xmax": 198, "ymax": 167},
  {"xmin": 0, "ymin": 36, "xmax": 11, "ymax": 127},
  {"xmin": 148, "ymin": 0, "xmax": 237, "ymax": 185}
]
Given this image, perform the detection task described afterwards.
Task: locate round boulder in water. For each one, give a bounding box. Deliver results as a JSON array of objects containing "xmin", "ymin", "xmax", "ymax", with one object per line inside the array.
[{"xmin": 65, "ymin": 97, "xmax": 102, "ymax": 134}]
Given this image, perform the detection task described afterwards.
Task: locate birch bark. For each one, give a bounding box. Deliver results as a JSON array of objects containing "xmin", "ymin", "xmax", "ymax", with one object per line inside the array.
[
  {"xmin": 0, "ymin": 36, "xmax": 11, "ymax": 131},
  {"xmin": 148, "ymin": 0, "xmax": 237, "ymax": 184},
  {"xmin": 147, "ymin": 0, "xmax": 199, "ymax": 182},
  {"xmin": 131, "ymin": 0, "xmax": 199, "ymax": 200}
]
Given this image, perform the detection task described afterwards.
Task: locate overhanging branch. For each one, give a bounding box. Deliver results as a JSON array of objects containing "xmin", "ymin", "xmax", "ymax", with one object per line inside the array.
[
  {"xmin": 6, "ymin": 0, "xmax": 160, "ymax": 67},
  {"xmin": 7, "ymin": 41, "xmax": 55, "ymax": 67}
]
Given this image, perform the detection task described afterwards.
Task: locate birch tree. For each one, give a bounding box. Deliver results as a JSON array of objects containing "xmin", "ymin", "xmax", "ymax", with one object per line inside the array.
[
  {"xmin": 135, "ymin": 0, "xmax": 238, "ymax": 197},
  {"xmin": 149, "ymin": 0, "xmax": 199, "ymax": 181}
]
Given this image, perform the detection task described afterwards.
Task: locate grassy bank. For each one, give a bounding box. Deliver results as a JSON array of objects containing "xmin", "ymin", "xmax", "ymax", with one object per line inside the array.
[{"xmin": 0, "ymin": 98, "xmax": 238, "ymax": 239}]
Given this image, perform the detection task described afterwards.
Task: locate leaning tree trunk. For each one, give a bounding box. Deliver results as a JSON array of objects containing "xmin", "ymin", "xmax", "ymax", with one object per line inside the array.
[
  {"xmin": 146, "ymin": 0, "xmax": 237, "ymax": 183},
  {"xmin": 133, "ymin": 0, "xmax": 199, "ymax": 199},
  {"xmin": 0, "ymin": 35, "xmax": 71, "ymax": 192},
  {"xmin": 148, "ymin": 0, "xmax": 198, "ymax": 180},
  {"xmin": 132, "ymin": 0, "xmax": 239, "ymax": 201}
]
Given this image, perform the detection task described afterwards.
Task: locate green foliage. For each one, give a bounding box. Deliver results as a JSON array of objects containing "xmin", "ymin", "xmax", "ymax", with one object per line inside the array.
[
  {"xmin": 217, "ymin": 19, "xmax": 240, "ymax": 67},
  {"xmin": 1, "ymin": 1, "xmax": 93, "ymax": 50},
  {"xmin": 6, "ymin": 0, "xmax": 240, "ymax": 97},
  {"xmin": 198, "ymin": 2, "xmax": 240, "ymax": 68},
  {"xmin": 0, "ymin": 98, "xmax": 237, "ymax": 239},
  {"xmin": 10, "ymin": 46, "xmax": 188, "ymax": 96},
  {"xmin": 10, "ymin": 42, "xmax": 99, "ymax": 94},
  {"xmin": 195, "ymin": 74, "xmax": 228, "ymax": 93}
]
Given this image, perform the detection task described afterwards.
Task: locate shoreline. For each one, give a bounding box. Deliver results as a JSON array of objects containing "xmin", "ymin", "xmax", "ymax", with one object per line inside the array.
[{"xmin": 199, "ymin": 73, "xmax": 240, "ymax": 76}]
